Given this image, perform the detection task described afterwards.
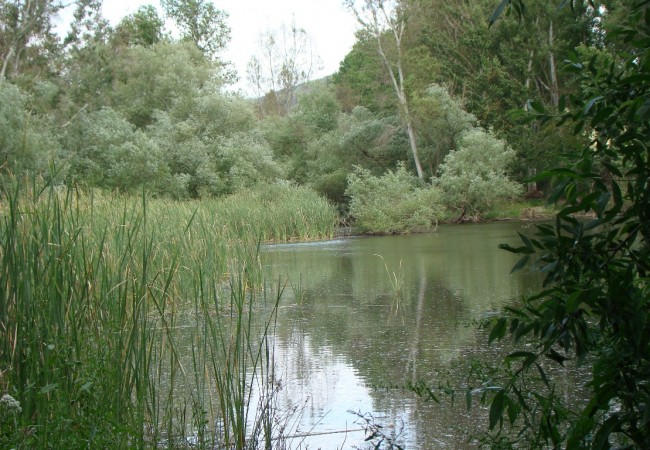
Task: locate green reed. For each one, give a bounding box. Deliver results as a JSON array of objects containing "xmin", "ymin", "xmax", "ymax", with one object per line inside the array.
[{"xmin": 0, "ymin": 178, "xmax": 337, "ymax": 448}]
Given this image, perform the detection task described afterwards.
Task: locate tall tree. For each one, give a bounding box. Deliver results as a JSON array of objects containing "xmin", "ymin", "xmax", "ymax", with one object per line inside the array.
[
  {"xmin": 111, "ymin": 5, "xmax": 165, "ymax": 48},
  {"xmin": 0, "ymin": 0, "xmax": 63, "ymax": 80},
  {"xmin": 247, "ymin": 20, "xmax": 320, "ymax": 116},
  {"xmin": 160, "ymin": 0, "xmax": 230, "ymax": 60},
  {"xmin": 344, "ymin": 0, "xmax": 424, "ymax": 179}
]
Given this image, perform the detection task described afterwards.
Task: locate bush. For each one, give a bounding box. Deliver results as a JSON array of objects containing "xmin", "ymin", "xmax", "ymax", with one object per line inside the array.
[
  {"xmin": 435, "ymin": 128, "xmax": 522, "ymax": 220},
  {"xmin": 346, "ymin": 164, "xmax": 445, "ymax": 234},
  {"xmin": 65, "ymin": 107, "xmax": 167, "ymax": 192},
  {"xmin": 0, "ymin": 82, "xmax": 60, "ymax": 175}
]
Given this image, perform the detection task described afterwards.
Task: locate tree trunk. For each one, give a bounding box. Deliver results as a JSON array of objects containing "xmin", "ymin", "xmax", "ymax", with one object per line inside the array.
[
  {"xmin": 0, "ymin": 47, "xmax": 15, "ymax": 80},
  {"xmin": 347, "ymin": 0, "xmax": 425, "ymax": 179},
  {"xmin": 375, "ymin": 18, "xmax": 424, "ymax": 179},
  {"xmin": 548, "ymin": 19, "xmax": 560, "ymax": 109}
]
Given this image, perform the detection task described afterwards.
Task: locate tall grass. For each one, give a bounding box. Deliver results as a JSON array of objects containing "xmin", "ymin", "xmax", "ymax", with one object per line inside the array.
[{"xmin": 0, "ymin": 178, "xmax": 337, "ymax": 448}]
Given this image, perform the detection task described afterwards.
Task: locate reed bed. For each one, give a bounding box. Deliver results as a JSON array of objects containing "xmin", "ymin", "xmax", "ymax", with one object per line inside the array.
[{"xmin": 0, "ymin": 179, "xmax": 337, "ymax": 448}]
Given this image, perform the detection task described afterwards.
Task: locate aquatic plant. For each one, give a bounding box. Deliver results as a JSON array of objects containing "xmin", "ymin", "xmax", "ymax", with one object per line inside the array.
[{"xmin": 0, "ymin": 177, "xmax": 335, "ymax": 448}]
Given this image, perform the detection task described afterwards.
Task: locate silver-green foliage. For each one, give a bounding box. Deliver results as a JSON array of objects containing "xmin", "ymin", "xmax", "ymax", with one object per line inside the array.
[
  {"xmin": 413, "ymin": 84, "xmax": 478, "ymax": 175},
  {"xmin": 346, "ymin": 164, "xmax": 445, "ymax": 234},
  {"xmin": 435, "ymin": 128, "xmax": 522, "ymax": 219},
  {"xmin": 65, "ymin": 107, "xmax": 167, "ymax": 191},
  {"xmin": 150, "ymin": 92, "xmax": 281, "ymax": 198},
  {"xmin": 0, "ymin": 81, "xmax": 59, "ymax": 174}
]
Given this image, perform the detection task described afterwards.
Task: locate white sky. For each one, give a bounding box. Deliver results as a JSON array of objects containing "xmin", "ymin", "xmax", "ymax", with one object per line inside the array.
[{"xmin": 89, "ymin": 0, "xmax": 358, "ymax": 94}]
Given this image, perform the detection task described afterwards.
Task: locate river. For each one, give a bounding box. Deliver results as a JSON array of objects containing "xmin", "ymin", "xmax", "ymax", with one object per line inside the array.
[{"xmin": 257, "ymin": 222, "xmax": 542, "ymax": 449}]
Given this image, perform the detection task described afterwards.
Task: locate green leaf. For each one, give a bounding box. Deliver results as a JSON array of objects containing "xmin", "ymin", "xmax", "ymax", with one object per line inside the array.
[
  {"xmin": 489, "ymin": 389, "xmax": 506, "ymax": 430},
  {"xmin": 510, "ymin": 255, "xmax": 531, "ymax": 273},
  {"xmin": 466, "ymin": 387, "xmax": 472, "ymax": 411},
  {"xmin": 583, "ymin": 96, "xmax": 604, "ymax": 115},
  {"xmin": 565, "ymin": 290, "xmax": 582, "ymax": 313},
  {"xmin": 40, "ymin": 383, "xmax": 58, "ymax": 394},
  {"xmin": 506, "ymin": 351, "xmax": 535, "ymax": 362},
  {"xmin": 593, "ymin": 415, "xmax": 620, "ymax": 450},
  {"xmin": 545, "ymin": 348, "xmax": 568, "ymax": 366},
  {"xmin": 489, "ymin": 0, "xmax": 511, "ymax": 27},
  {"xmin": 506, "ymin": 395, "xmax": 519, "ymax": 424},
  {"xmin": 536, "ymin": 362, "xmax": 550, "ymax": 388},
  {"xmin": 498, "ymin": 242, "xmax": 532, "ymax": 254},
  {"xmin": 527, "ymin": 99, "xmax": 546, "ymax": 114},
  {"xmin": 489, "ymin": 317, "xmax": 508, "ymax": 344}
]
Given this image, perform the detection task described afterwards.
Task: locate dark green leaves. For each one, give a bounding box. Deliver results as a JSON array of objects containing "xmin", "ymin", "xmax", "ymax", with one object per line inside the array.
[
  {"xmin": 489, "ymin": 317, "xmax": 508, "ymax": 344},
  {"xmin": 489, "ymin": 389, "xmax": 506, "ymax": 429},
  {"xmin": 489, "ymin": 0, "xmax": 511, "ymax": 27}
]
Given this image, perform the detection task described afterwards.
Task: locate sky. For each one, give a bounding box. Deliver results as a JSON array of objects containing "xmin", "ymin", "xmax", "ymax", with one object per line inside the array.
[{"xmin": 91, "ymin": 0, "xmax": 359, "ymax": 94}]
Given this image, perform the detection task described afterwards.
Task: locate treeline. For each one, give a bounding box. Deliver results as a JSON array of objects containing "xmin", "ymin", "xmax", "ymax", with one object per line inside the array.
[{"xmin": 0, "ymin": 0, "xmax": 629, "ymax": 226}]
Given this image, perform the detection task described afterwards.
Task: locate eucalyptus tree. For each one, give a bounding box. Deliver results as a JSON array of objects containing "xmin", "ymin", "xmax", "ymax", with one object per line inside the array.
[
  {"xmin": 411, "ymin": 84, "xmax": 477, "ymax": 176},
  {"xmin": 344, "ymin": 0, "xmax": 425, "ymax": 179}
]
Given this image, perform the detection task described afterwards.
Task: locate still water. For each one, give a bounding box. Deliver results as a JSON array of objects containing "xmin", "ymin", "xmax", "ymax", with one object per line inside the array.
[{"xmin": 258, "ymin": 222, "xmax": 541, "ymax": 449}]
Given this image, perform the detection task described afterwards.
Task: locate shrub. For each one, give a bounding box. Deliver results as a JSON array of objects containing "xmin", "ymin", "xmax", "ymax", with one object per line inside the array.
[
  {"xmin": 346, "ymin": 164, "xmax": 445, "ymax": 234},
  {"xmin": 65, "ymin": 107, "xmax": 167, "ymax": 192},
  {"xmin": 435, "ymin": 128, "xmax": 522, "ymax": 220},
  {"xmin": 0, "ymin": 81, "xmax": 60, "ymax": 175}
]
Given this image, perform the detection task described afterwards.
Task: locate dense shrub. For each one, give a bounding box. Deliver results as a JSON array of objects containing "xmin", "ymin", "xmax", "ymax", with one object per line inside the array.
[
  {"xmin": 346, "ymin": 164, "xmax": 445, "ymax": 234},
  {"xmin": 64, "ymin": 107, "xmax": 167, "ymax": 192},
  {"xmin": 435, "ymin": 128, "xmax": 522, "ymax": 220},
  {"xmin": 0, "ymin": 82, "xmax": 60, "ymax": 175}
]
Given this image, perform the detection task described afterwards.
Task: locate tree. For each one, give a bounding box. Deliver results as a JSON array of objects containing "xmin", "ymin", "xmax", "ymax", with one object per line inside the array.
[
  {"xmin": 111, "ymin": 5, "xmax": 165, "ymax": 48},
  {"xmin": 332, "ymin": 36, "xmax": 395, "ymax": 114},
  {"xmin": 411, "ymin": 84, "xmax": 477, "ymax": 176},
  {"xmin": 435, "ymin": 128, "xmax": 522, "ymax": 221},
  {"xmin": 344, "ymin": 0, "xmax": 425, "ymax": 179},
  {"xmin": 160, "ymin": 0, "xmax": 230, "ymax": 60},
  {"xmin": 0, "ymin": 0, "xmax": 63, "ymax": 80},
  {"xmin": 403, "ymin": 0, "xmax": 593, "ymax": 193},
  {"xmin": 110, "ymin": 41, "xmax": 214, "ymax": 128},
  {"xmin": 63, "ymin": 0, "xmax": 110, "ymax": 52},
  {"xmin": 64, "ymin": 107, "xmax": 167, "ymax": 191},
  {"xmin": 475, "ymin": 1, "xmax": 650, "ymax": 448},
  {"xmin": 247, "ymin": 20, "xmax": 320, "ymax": 116},
  {"xmin": 0, "ymin": 81, "xmax": 60, "ymax": 175}
]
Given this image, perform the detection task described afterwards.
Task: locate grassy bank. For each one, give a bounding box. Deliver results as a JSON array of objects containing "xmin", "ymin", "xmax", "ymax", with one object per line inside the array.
[{"xmin": 0, "ymin": 179, "xmax": 336, "ymax": 448}]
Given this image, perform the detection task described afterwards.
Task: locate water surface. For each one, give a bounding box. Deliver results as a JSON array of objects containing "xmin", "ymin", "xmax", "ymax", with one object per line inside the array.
[{"xmin": 259, "ymin": 222, "xmax": 541, "ymax": 448}]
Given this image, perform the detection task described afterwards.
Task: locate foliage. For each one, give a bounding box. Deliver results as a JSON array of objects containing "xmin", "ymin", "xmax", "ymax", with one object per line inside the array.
[
  {"xmin": 344, "ymin": 0, "xmax": 426, "ymax": 179},
  {"xmin": 160, "ymin": 0, "xmax": 231, "ymax": 60},
  {"xmin": 111, "ymin": 5, "xmax": 165, "ymax": 48},
  {"xmin": 64, "ymin": 107, "xmax": 167, "ymax": 192},
  {"xmin": 0, "ymin": 0, "xmax": 63, "ymax": 80},
  {"xmin": 346, "ymin": 164, "xmax": 444, "ymax": 234},
  {"xmin": 213, "ymin": 131, "xmax": 283, "ymax": 194},
  {"xmin": 480, "ymin": 1, "xmax": 650, "ymax": 448},
  {"xmin": 411, "ymin": 84, "xmax": 477, "ymax": 176},
  {"xmin": 110, "ymin": 41, "xmax": 214, "ymax": 128},
  {"xmin": 0, "ymin": 178, "xmax": 336, "ymax": 448},
  {"xmin": 0, "ymin": 81, "xmax": 60, "ymax": 175},
  {"xmin": 435, "ymin": 128, "xmax": 522, "ymax": 221},
  {"xmin": 332, "ymin": 36, "xmax": 394, "ymax": 114},
  {"xmin": 148, "ymin": 90, "xmax": 275, "ymax": 198}
]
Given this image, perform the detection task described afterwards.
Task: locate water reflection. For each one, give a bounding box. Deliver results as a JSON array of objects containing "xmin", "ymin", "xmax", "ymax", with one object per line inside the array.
[{"xmin": 259, "ymin": 223, "xmax": 541, "ymax": 448}]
